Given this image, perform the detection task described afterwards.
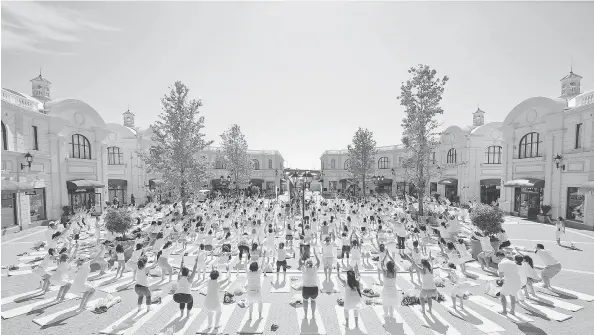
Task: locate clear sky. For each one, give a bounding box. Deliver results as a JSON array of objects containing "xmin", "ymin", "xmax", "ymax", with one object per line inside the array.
[{"xmin": 2, "ymin": 1, "xmax": 593, "ymax": 169}]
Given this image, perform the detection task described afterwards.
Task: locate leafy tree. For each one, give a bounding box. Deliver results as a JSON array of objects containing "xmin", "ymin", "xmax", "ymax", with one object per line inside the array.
[
  {"xmin": 398, "ymin": 64, "xmax": 448, "ymax": 217},
  {"xmin": 139, "ymin": 81, "xmax": 213, "ymax": 214},
  {"xmin": 470, "ymin": 203, "xmax": 505, "ymax": 236},
  {"xmin": 347, "ymin": 128, "xmax": 377, "ymax": 197},
  {"xmin": 218, "ymin": 124, "xmax": 253, "ymax": 194},
  {"xmin": 104, "ymin": 207, "xmax": 133, "ymax": 237}
]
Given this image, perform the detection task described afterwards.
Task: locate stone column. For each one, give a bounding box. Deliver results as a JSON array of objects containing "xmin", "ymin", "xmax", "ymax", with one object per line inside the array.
[{"xmin": 17, "ymin": 192, "xmax": 31, "ymax": 230}]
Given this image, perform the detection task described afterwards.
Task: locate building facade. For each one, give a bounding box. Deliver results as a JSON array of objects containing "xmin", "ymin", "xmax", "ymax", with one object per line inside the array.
[
  {"xmin": 204, "ymin": 147, "xmax": 285, "ymax": 195},
  {"xmin": 499, "ymin": 71, "xmax": 594, "ymax": 229}
]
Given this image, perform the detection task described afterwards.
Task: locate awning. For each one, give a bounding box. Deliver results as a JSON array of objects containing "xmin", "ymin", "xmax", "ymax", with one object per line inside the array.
[
  {"xmin": 108, "ymin": 179, "xmax": 128, "ymax": 188},
  {"xmin": 438, "ymin": 178, "xmax": 458, "ymax": 185},
  {"xmin": 480, "ymin": 178, "xmax": 501, "ymax": 186},
  {"xmin": 503, "ymin": 179, "xmax": 544, "ymax": 188},
  {"xmin": 66, "ymin": 180, "xmax": 105, "ymax": 190},
  {"xmin": 376, "ymin": 178, "xmax": 393, "ymax": 186},
  {"xmin": 149, "ymin": 179, "xmax": 163, "ymax": 188},
  {"xmin": 1, "ymin": 180, "xmax": 34, "ymax": 193},
  {"xmin": 579, "ymin": 181, "xmax": 594, "ymax": 193}
]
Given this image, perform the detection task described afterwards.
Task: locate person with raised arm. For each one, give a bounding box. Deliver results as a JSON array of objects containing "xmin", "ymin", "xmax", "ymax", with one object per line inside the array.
[
  {"xmin": 173, "ymin": 255, "xmax": 199, "ymax": 318},
  {"xmin": 379, "ymin": 251, "xmax": 399, "ymax": 320},
  {"xmin": 300, "ymin": 249, "xmax": 321, "ymax": 319},
  {"xmin": 515, "ymin": 244, "xmax": 561, "ymax": 290}
]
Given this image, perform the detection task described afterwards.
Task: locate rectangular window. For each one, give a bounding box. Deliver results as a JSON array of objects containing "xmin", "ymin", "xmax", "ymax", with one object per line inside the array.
[
  {"xmin": 29, "ymin": 188, "xmax": 46, "ymax": 221},
  {"xmin": 431, "ymin": 152, "xmax": 436, "ymax": 164},
  {"xmin": 566, "ymin": 187, "xmax": 584, "ymax": 222},
  {"xmin": 575, "ymin": 123, "xmax": 582, "ymax": 149},
  {"xmin": 32, "ymin": 126, "xmax": 39, "ymax": 150},
  {"xmin": 430, "ymin": 182, "xmax": 437, "ymax": 193}
]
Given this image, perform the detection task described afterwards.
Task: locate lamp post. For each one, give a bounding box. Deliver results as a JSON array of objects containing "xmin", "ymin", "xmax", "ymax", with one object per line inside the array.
[{"xmin": 288, "ymin": 170, "xmax": 314, "ymax": 235}]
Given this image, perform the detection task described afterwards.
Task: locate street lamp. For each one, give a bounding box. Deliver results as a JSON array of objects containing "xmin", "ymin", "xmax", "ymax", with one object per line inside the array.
[
  {"xmin": 288, "ymin": 170, "xmax": 314, "ymax": 235},
  {"xmin": 21, "ymin": 152, "xmax": 34, "ymax": 170}
]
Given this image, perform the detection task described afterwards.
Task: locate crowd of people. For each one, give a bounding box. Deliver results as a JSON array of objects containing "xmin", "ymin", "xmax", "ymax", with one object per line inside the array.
[{"xmin": 29, "ymin": 190, "xmax": 566, "ymax": 325}]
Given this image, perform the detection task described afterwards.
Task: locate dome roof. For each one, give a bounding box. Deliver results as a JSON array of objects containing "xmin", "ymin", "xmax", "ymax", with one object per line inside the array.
[
  {"xmin": 45, "ymin": 98, "xmax": 107, "ymax": 128},
  {"xmin": 106, "ymin": 123, "xmax": 138, "ymax": 139}
]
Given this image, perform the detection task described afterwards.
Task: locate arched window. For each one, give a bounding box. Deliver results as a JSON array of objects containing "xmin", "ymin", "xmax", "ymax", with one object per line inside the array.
[
  {"xmin": 1, "ymin": 121, "xmax": 7, "ymax": 150},
  {"xmin": 268, "ymin": 159, "xmax": 273, "ymax": 169},
  {"xmin": 331, "ymin": 159, "xmax": 336, "ymax": 169},
  {"xmin": 107, "ymin": 147, "xmax": 124, "ymax": 165},
  {"xmin": 447, "ymin": 148, "xmax": 457, "ymax": 164},
  {"xmin": 485, "ymin": 146, "xmax": 502, "ymax": 164},
  {"xmin": 71, "ymin": 134, "xmax": 91, "ymax": 159},
  {"xmin": 344, "ymin": 159, "xmax": 351, "ymax": 170},
  {"xmin": 518, "ymin": 132, "xmax": 542, "ymax": 159},
  {"xmin": 252, "ymin": 159, "xmax": 260, "ymax": 170},
  {"xmin": 378, "ymin": 157, "xmax": 389, "ymax": 169}
]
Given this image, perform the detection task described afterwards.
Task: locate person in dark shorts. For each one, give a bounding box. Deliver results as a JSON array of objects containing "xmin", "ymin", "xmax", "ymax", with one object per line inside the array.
[{"xmin": 301, "ymin": 251, "xmax": 321, "ymax": 319}]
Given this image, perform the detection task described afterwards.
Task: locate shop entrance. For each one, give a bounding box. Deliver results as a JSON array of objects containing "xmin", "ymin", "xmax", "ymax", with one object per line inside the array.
[
  {"xmin": 514, "ymin": 187, "xmax": 543, "ymax": 219},
  {"xmin": 1, "ymin": 192, "xmax": 17, "ymax": 228}
]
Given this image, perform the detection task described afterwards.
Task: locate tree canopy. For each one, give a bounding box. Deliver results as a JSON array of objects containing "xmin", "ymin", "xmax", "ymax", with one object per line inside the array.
[
  {"xmin": 219, "ymin": 124, "xmax": 253, "ymax": 191},
  {"xmin": 347, "ymin": 127, "xmax": 377, "ymax": 197}
]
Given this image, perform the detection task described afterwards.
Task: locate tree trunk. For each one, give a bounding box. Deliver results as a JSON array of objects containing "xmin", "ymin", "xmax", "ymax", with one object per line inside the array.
[
  {"xmin": 418, "ymin": 190, "xmax": 424, "ymax": 221},
  {"xmin": 362, "ymin": 177, "xmax": 366, "ymax": 197}
]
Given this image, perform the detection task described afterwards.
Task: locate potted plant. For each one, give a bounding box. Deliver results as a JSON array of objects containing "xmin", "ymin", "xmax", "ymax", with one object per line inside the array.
[
  {"xmin": 61, "ymin": 206, "xmax": 72, "ymax": 224},
  {"xmin": 469, "ymin": 203, "xmax": 505, "ymax": 259},
  {"xmin": 104, "ymin": 207, "xmax": 135, "ymax": 258},
  {"xmin": 538, "ymin": 205, "xmax": 552, "ymax": 223}
]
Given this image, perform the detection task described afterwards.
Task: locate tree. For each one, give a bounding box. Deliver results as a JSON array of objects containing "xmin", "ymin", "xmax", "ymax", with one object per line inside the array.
[
  {"xmin": 139, "ymin": 81, "xmax": 213, "ymax": 214},
  {"xmin": 398, "ymin": 64, "xmax": 448, "ymax": 218},
  {"xmin": 218, "ymin": 124, "xmax": 253, "ymax": 194},
  {"xmin": 104, "ymin": 207, "xmax": 133, "ymax": 237},
  {"xmin": 347, "ymin": 128, "xmax": 377, "ymax": 197}
]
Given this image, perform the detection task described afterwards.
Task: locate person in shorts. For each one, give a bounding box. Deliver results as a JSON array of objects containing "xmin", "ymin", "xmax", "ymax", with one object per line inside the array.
[
  {"xmin": 275, "ymin": 242, "xmax": 287, "ymax": 274},
  {"xmin": 321, "ymin": 237, "xmax": 335, "ymax": 280},
  {"xmin": 301, "ymin": 252, "xmax": 321, "ymax": 319}
]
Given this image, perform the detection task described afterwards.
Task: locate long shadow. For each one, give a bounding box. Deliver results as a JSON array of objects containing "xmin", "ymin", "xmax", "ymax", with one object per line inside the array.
[
  {"xmin": 39, "ymin": 309, "xmax": 84, "ymax": 330},
  {"xmin": 538, "ymin": 288, "xmax": 578, "ymax": 300},
  {"xmin": 447, "ymin": 308, "xmax": 484, "ymax": 326},
  {"xmin": 14, "ymin": 292, "xmax": 47, "ymax": 304},
  {"xmin": 382, "ymin": 317, "xmax": 407, "ymax": 335},
  {"xmin": 421, "ymin": 312, "xmax": 451, "ymax": 334},
  {"xmin": 517, "ymin": 302, "xmax": 552, "ymax": 321},
  {"xmin": 516, "ymin": 322, "xmax": 548, "ymax": 335},
  {"xmin": 300, "ymin": 316, "xmax": 321, "ymax": 334},
  {"xmin": 238, "ymin": 316, "xmax": 264, "ymax": 334},
  {"xmin": 560, "ymin": 245, "xmax": 583, "ymax": 251},
  {"xmin": 159, "ymin": 314, "xmax": 191, "ymax": 333}
]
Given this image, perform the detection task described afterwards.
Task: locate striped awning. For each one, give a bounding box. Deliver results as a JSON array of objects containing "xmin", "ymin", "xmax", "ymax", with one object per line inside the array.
[
  {"xmin": 503, "ymin": 179, "xmax": 544, "ymax": 188},
  {"xmin": 66, "ymin": 180, "xmax": 105, "ymax": 190},
  {"xmin": 1, "ymin": 180, "xmax": 34, "ymax": 193}
]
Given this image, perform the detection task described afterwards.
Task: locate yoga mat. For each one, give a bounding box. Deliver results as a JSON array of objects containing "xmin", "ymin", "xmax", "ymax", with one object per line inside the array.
[
  {"xmin": 442, "ymin": 297, "xmax": 505, "ymax": 333},
  {"xmin": 157, "ymin": 308, "xmax": 202, "ymax": 335},
  {"xmin": 219, "ymin": 274, "xmax": 240, "ymax": 292},
  {"xmin": 372, "ymin": 305, "xmax": 414, "ymax": 335},
  {"xmin": 237, "ymin": 303, "xmax": 271, "ymax": 334},
  {"xmin": 1, "ymin": 287, "xmax": 59, "ymax": 305},
  {"xmin": 464, "ymin": 269, "xmax": 498, "ymax": 281},
  {"xmin": 100, "ymin": 274, "xmax": 142, "ymax": 294},
  {"xmin": 296, "ymin": 306, "xmax": 326, "ymax": 335},
  {"xmin": 100, "ymin": 295, "xmax": 173, "ymax": 335},
  {"xmin": 94, "ymin": 272, "xmax": 133, "ymax": 288},
  {"xmin": 469, "ymin": 296, "xmax": 533, "ymax": 323},
  {"xmin": 334, "ymin": 305, "xmax": 368, "ymax": 335},
  {"xmin": 519, "ymin": 300, "xmax": 572, "ymax": 322},
  {"xmin": 535, "ymin": 283, "xmax": 594, "ymax": 302},
  {"xmin": 1, "ymin": 293, "xmax": 79, "ymax": 319},
  {"xmin": 409, "ymin": 305, "xmax": 461, "ymax": 335},
  {"xmin": 269, "ymin": 276, "xmax": 291, "ymax": 293},
  {"xmin": 318, "ymin": 275, "xmax": 340, "ymax": 294},
  {"xmin": 528, "ymin": 293, "xmax": 583, "ymax": 312},
  {"xmin": 196, "ymin": 304, "xmax": 235, "ymax": 335},
  {"xmin": 32, "ymin": 298, "xmax": 102, "ymax": 326}
]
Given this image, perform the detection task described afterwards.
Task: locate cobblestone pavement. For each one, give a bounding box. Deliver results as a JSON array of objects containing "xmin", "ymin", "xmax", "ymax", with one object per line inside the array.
[{"xmin": 1, "ymin": 217, "xmax": 593, "ymax": 335}]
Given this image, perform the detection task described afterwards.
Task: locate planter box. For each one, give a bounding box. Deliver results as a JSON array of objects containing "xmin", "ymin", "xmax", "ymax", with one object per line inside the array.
[{"xmin": 537, "ymin": 215, "xmax": 552, "ymax": 224}]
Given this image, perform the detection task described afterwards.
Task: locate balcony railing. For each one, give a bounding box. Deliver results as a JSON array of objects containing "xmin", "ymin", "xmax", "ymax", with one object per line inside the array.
[{"xmin": 1, "ymin": 89, "xmax": 40, "ymax": 111}]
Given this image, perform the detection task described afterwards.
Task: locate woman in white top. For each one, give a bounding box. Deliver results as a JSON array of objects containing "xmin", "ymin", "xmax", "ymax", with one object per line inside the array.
[
  {"xmin": 521, "ymin": 255, "xmax": 541, "ymax": 298},
  {"xmin": 157, "ymin": 241, "xmax": 174, "ymax": 282},
  {"xmin": 90, "ymin": 242, "xmax": 109, "ymax": 277},
  {"xmin": 419, "ymin": 258, "xmax": 437, "ymax": 314},
  {"xmin": 342, "ymin": 269, "xmax": 362, "ymax": 328},
  {"xmin": 406, "ymin": 240, "xmax": 423, "ymax": 283},
  {"xmin": 127, "ymin": 243, "xmax": 144, "ymax": 280},
  {"xmin": 446, "ymin": 263, "xmax": 471, "ymax": 310},
  {"xmin": 321, "ymin": 237, "xmax": 335, "ymax": 281},
  {"xmin": 114, "ymin": 244, "xmax": 127, "ymax": 279},
  {"xmin": 34, "ymin": 248, "xmax": 56, "ymax": 293},
  {"xmin": 203, "ymin": 269, "xmax": 224, "ymax": 327},
  {"xmin": 135, "ymin": 258, "xmax": 158, "ymax": 313},
  {"xmin": 497, "ymin": 255, "xmax": 523, "ymax": 316},
  {"xmin": 70, "ymin": 259, "xmax": 96, "ymax": 310},
  {"xmin": 379, "ymin": 252, "xmax": 399, "ymax": 320},
  {"xmin": 301, "ymin": 251, "xmax": 321, "ymax": 319},
  {"xmin": 350, "ymin": 238, "xmax": 362, "ymax": 271},
  {"xmin": 555, "ymin": 217, "xmax": 566, "ymax": 246},
  {"xmin": 245, "ymin": 257, "xmax": 266, "ymax": 320},
  {"xmin": 173, "ymin": 256, "xmax": 199, "ymax": 318},
  {"xmin": 49, "ymin": 245, "xmax": 78, "ymax": 302}
]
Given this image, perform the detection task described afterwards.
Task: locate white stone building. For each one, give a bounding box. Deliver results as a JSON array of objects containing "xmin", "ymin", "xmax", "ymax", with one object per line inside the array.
[{"xmin": 499, "ymin": 71, "xmax": 594, "ymax": 229}]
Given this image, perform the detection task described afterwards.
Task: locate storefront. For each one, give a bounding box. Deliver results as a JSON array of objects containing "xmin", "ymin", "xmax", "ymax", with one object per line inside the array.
[
  {"xmin": 566, "ymin": 187, "xmax": 585, "ymax": 222},
  {"xmin": 1, "ymin": 180, "xmax": 34, "ymax": 228},
  {"xmin": 438, "ymin": 178, "xmax": 458, "ymax": 202},
  {"xmin": 28, "ymin": 188, "xmax": 47, "ymax": 222},
  {"xmin": 375, "ymin": 178, "xmax": 393, "ymax": 194},
  {"xmin": 480, "ymin": 179, "xmax": 501, "ymax": 204},
  {"xmin": 67, "ymin": 180, "xmax": 104, "ymax": 214},
  {"xmin": 504, "ymin": 179, "xmax": 544, "ymax": 219},
  {"xmin": 108, "ymin": 179, "xmax": 128, "ymax": 205}
]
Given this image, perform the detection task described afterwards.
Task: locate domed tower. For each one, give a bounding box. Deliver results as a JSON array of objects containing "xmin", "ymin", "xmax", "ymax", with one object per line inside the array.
[
  {"xmin": 123, "ymin": 108, "xmax": 135, "ymax": 128},
  {"xmin": 30, "ymin": 72, "xmax": 52, "ymax": 103},
  {"xmin": 560, "ymin": 70, "xmax": 582, "ymax": 99},
  {"xmin": 472, "ymin": 107, "xmax": 485, "ymax": 127}
]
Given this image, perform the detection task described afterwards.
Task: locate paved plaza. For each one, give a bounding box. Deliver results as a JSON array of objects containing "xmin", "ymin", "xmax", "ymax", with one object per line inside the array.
[{"xmin": 1, "ymin": 215, "xmax": 593, "ymax": 335}]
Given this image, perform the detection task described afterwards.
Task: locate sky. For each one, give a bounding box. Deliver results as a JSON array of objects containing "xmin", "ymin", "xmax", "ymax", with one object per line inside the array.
[{"xmin": 2, "ymin": 1, "xmax": 594, "ymax": 169}]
